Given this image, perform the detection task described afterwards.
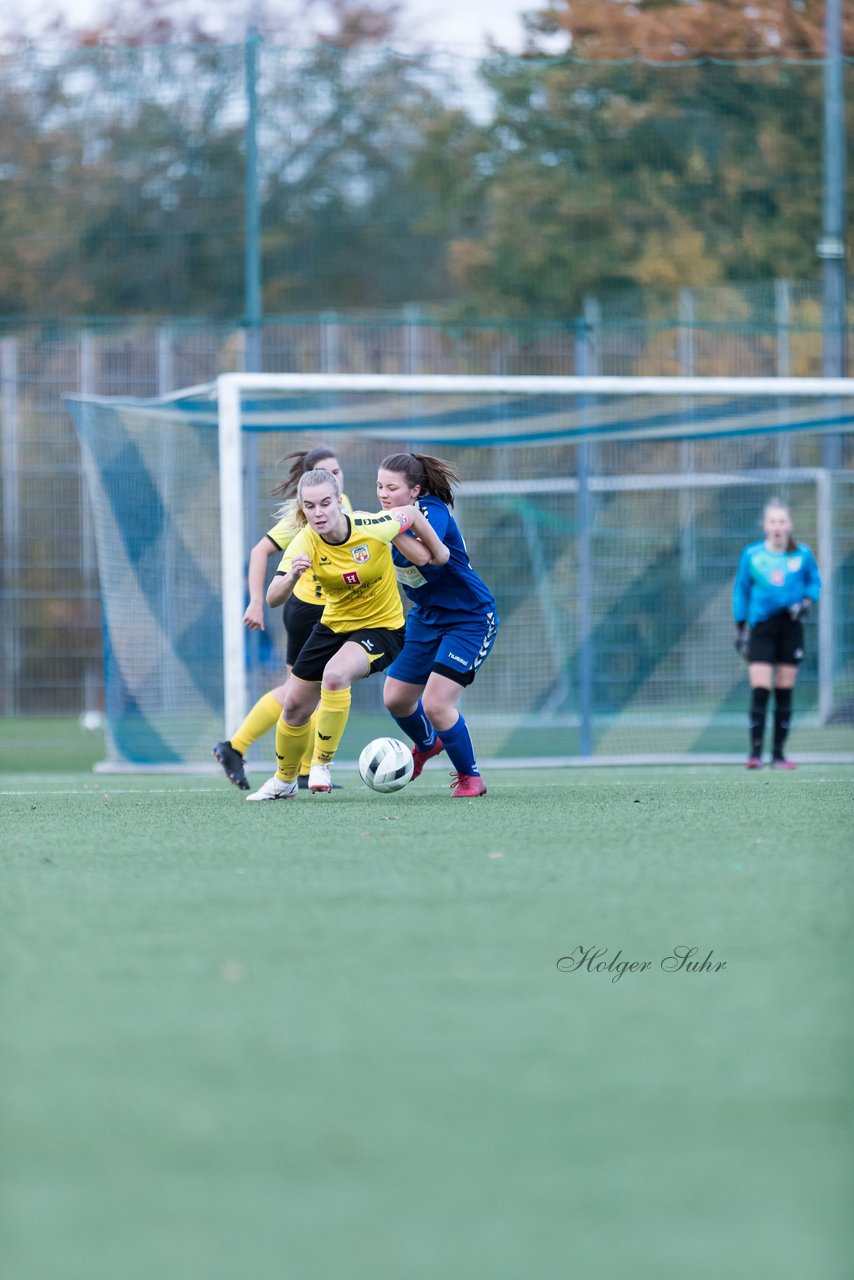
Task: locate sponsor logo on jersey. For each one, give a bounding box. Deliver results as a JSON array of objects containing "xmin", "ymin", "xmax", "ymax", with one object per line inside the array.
[
  {"xmin": 771, "ymin": 570, "xmax": 785, "ymax": 586},
  {"xmin": 787, "ymin": 556, "xmax": 803, "ymax": 572},
  {"xmin": 319, "ymin": 555, "xmax": 330, "ymax": 565},
  {"xmin": 342, "ymin": 570, "xmax": 361, "ymax": 586},
  {"xmin": 352, "ymin": 544, "xmax": 370, "ymax": 563},
  {"xmin": 393, "ymin": 512, "xmax": 409, "ymax": 527}
]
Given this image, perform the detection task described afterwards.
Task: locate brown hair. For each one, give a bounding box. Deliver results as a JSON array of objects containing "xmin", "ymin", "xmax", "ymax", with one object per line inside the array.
[
  {"xmin": 764, "ymin": 498, "xmax": 797, "ymax": 554},
  {"xmin": 272, "ymin": 445, "xmax": 340, "ymax": 499},
  {"xmin": 379, "ymin": 452, "xmax": 461, "ymax": 507}
]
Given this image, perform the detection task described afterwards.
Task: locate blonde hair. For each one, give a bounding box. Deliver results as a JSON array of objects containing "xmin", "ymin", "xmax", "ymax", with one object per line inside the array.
[{"xmin": 294, "ymin": 467, "xmax": 342, "ymax": 527}]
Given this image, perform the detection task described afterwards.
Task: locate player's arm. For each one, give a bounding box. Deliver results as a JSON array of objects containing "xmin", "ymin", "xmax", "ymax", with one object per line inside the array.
[
  {"xmin": 803, "ymin": 549, "xmax": 821, "ymax": 603},
  {"xmin": 267, "ymin": 530, "xmax": 311, "ymax": 608},
  {"xmin": 732, "ymin": 549, "xmax": 751, "ymax": 625},
  {"xmin": 243, "ymin": 535, "xmax": 281, "ymax": 631},
  {"xmin": 393, "ymin": 530, "xmax": 433, "ymax": 567},
  {"xmin": 391, "ymin": 506, "xmax": 449, "ymax": 566}
]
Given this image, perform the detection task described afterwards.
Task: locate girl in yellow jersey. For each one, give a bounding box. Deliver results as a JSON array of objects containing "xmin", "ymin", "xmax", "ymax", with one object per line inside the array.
[
  {"xmin": 213, "ymin": 445, "xmax": 352, "ymax": 791},
  {"xmin": 247, "ymin": 467, "xmax": 449, "ymax": 799}
]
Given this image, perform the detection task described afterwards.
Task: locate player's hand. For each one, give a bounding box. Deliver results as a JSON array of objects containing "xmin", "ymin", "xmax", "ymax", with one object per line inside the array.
[
  {"xmin": 290, "ymin": 554, "xmax": 311, "ymax": 578},
  {"xmin": 789, "ymin": 599, "xmax": 810, "ymax": 621},
  {"xmin": 243, "ymin": 600, "xmax": 265, "ymax": 631},
  {"xmin": 734, "ymin": 623, "xmax": 750, "ymax": 660}
]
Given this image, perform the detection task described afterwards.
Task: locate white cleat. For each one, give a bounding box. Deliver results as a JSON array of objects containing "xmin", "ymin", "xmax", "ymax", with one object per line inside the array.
[
  {"xmin": 308, "ymin": 764, "xmax": 332, "ymax": 793},
  {"xmin": 245, "ymin": 775, "xmax": 299, "ymax": 802}
]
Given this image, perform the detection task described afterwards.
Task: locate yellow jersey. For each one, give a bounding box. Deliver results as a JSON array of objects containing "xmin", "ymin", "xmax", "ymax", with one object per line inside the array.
[
  {"xmin": 267, "ymin": 493, "xmax": 353, "ymax": 606},
  {"xmin": 278, "ymin": 509, "xmax": 411, "ymax": 633}
]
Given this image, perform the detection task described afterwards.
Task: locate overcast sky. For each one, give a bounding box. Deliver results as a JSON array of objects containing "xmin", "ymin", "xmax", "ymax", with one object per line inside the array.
[{"xmin": 11, "ymin": 0, "xmax": 536, "ymax": 50}]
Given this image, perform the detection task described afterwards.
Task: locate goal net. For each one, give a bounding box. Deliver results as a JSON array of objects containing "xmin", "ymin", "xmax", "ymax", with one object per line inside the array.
[{"xmin": 67, "ymin": 374, "xmax": 854, "ymax": 770}]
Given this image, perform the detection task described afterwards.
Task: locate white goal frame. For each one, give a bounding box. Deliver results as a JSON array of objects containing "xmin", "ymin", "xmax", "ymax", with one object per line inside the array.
[{"xmin": 216, "ymin": 372, "xmax": 854, "ymax": 755}]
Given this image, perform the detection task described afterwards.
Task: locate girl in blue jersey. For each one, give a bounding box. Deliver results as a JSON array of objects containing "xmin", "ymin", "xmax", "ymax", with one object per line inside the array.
[
  {"xmin": 377, "ymin": 453, "xmax": 499, "ymax": 798},
  {"xmin": 732, "ymin": 499, "xmax": 821, "ymax": 770}
]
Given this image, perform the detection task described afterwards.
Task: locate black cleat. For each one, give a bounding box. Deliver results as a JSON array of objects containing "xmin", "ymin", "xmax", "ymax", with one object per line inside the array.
[{"xmin": 213, "ymin": 740, "xmax": 250, "ymax": 790}]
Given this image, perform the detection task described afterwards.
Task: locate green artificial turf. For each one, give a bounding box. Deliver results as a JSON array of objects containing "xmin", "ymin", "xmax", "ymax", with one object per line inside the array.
[{"xmin": 1, "ymin": 766, "xmax": 852, "ymax": 1280}]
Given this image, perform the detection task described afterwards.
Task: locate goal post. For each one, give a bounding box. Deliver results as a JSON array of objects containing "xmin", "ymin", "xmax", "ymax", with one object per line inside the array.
[{"xmin": 67, "ymin": 373, "xmax": 854, "ymax": 770}]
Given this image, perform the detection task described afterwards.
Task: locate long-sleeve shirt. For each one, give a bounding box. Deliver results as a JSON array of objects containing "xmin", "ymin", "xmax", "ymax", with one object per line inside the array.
[{"xmin": 732, "ymin": 541, "xmax": 821, "ymax": 626}]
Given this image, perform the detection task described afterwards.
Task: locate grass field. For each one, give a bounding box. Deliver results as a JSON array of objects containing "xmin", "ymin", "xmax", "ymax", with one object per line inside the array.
[{"xmin": 2, "ymin": 728, "xmax": 853, "ymax": 1279}]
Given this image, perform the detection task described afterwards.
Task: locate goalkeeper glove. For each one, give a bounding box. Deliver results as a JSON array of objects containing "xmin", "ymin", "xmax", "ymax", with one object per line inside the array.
[
  {"xmin": 734, "ymin": 622, "xmax": 750, "ymax": 661},
  {"xmin": 789, "ymin": 599, "xmax": 811, "ymax": 621}
]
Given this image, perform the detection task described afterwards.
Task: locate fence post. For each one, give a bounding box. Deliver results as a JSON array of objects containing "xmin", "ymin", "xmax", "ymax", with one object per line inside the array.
[
  {"xmin": 321, "ymin": 312, "xmax": 339, "ymax": 373},
  {"xmin": 78, "ymin": 332, "xmax": 101, "ymax": 717},
  {"xmin": 244, "ymin": 28, "xmax": 263, "ymax": 375},
  {"xmin": 404, "ymin": 304, "xmax": 421, "ymax": 374},
  {"xmin": 774, "ymin": 279, "xmax": 792, "ymax": 477},
  {"xmin": 816, "ymin": 470, "xmax": 835, "ymax": 724},
  {"xmin": 157, "ymin": 325, "xmax": 174, "ymax": 396},
  {"xmin": 1, "ymin": 337, "xmax": 20, "ymax": 715},
  {"xmin": 678, "ymin": 287, "xmax": 697, "ymax": 584},
  {"xmin": 574, "ymin": 317, "xmax": 595, "ymax": 757}
]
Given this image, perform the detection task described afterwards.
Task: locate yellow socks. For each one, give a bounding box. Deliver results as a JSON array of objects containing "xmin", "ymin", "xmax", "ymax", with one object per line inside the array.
[
  {"xmin": 313, "ymin": 687, "xmax": 351, "ymax": 765},
  {"xmin": 299, "ymin": 711, "xmax": 317, "ymax": 776},
  {"xmin": 274, "ymin": 716, "xmax": 312, "ymax": 782},
  {"xmin": 231, "ymin": 691, "xmax": 282, "ymax": 756}
]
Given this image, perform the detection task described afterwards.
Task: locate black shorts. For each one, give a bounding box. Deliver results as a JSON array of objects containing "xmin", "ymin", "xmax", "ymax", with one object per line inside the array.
[
  {"xmin": 282, "ymin": 595, "xmax": 324, "ymax": 667},
  {"xmin": 748, "ymin": 612, "xmax": 804, "ymax": 666},
  {"xmin": 290, "ymin": 622, "xmax": 406, "ymax": 683}
]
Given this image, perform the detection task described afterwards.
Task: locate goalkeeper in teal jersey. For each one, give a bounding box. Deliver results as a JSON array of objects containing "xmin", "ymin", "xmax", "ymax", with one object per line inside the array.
[{"xmin": 732, "ymin": 499, "xmax": 821, "ymax": 770}]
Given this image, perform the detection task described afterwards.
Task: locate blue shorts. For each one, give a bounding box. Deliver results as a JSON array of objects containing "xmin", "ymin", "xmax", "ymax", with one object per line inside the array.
[{"xmin": 387, "ymin": 609, "xmax": 499, "ymax": 688}]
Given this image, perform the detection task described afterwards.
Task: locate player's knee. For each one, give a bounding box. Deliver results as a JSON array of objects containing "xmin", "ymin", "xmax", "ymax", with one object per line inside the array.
[
  {"xmin": 321, "ymin": 665, "xmax": 349, "ymax": 692},
  {"xmin": 422, "ymin": 689, "xmax": 455, "ymax": 728},
  {"xmin": 383, "ymin": 685, "xmax": 410, "ymax": 715}
]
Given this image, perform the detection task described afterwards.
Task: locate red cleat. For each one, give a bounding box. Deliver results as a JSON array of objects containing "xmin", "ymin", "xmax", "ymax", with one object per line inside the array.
[
  {"xmin": 771, "ymin": 757, "xmax": 797, "ymax": 770},
  {"xmin": 450, "ymin": 772, "xmax": 487, "ymax": 798},
  {"xmin": 411, "ymin": 737, "xmax": 444, "ymax": 780},
  {"xmin": 745, "ymin": 757, "xmax": 762, "ymax": 770}
]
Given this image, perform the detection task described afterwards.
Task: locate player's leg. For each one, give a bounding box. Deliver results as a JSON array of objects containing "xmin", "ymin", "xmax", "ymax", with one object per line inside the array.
[
  {"xmin": 383, "ymin": 615, "xmax": 443, "ymax": 774},
  {"xmin": 214, "ymin": 682, "xmax": 286, "ymax": 790},
  {"xmin": 305, "ymin": 641, "xmax": 369, "ymax": 790},
  {"xmin": 283, "ymin": 597, "xmax": 327, "ymax": 787},
  {"xmin": 246, "ymin": 676, "xmax": 320, "ymax": 801},
  {"xmin": 772, "ymin": 664, "xmax": 799, "ymax": 769},
  {"xmin": 423, "ymin": 612, "xmax": 498, "ymax": 797},
  {"xmin": 310, "ymin": 628, "xmax": 406, "ymax": 792},
  {"xmin": 770, "ymin": 614, "xmax": 803, "ymax": 769},
  {"xmin": 746, "ymin": 618, "xmax": 775, "ymax": 768}
]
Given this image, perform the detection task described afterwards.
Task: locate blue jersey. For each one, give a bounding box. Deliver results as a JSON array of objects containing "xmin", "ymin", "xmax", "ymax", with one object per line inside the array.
[
  {"xmin": 733, "ymin": 540, "xmax": 821, "ymax": 627},
  {"xmin": 391, "ymin": 495, "xmax": 496, "ymax": 628}
]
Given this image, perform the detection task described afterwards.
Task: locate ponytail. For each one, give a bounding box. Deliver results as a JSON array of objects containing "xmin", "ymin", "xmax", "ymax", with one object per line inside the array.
[
  {"xmin": 379, "ymin": 452, "xmax": 461, "ymax": 507},
  {"xmin": 272, "ymin": 445, "xmax": 340, "ymax": 500}
]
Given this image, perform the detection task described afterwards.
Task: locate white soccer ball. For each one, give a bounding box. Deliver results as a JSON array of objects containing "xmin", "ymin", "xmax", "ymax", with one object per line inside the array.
[{"xmin": 358, "ymin": 737, "xmax": 414, "ymax": 793}]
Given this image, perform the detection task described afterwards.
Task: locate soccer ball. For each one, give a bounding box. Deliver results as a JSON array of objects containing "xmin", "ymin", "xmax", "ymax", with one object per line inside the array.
[{"xmin": 358, "ymin": 737, "xmax": 414, "ymax": 793}]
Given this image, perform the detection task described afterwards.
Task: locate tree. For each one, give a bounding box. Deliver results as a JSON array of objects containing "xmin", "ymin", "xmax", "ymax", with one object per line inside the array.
[{"xmin": 435, "ymin": 2, "xmax": 854, "ymax": 317}]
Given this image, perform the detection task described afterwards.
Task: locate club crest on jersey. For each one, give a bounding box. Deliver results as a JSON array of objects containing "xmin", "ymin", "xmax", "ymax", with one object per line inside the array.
[
  {"xmin": 342, "ymin": 570, "xmax": 361, "ymax": 586},
  {"xmin": 787, "ymin": 556, "xmax": 803, "ymax": 572},
  {"xmin": 352, "ymin": 544, "xmax": 371, "ymax": 563}
]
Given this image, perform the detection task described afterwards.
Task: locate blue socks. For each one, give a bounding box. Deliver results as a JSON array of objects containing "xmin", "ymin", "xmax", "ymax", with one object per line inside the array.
[
  {"xmin": 440, "ymin": 713, "xmax": 479, "ymax": 776},
  {"xmin": 392, "ymin": 701, "xmax": 436, "ymax": 752}
]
